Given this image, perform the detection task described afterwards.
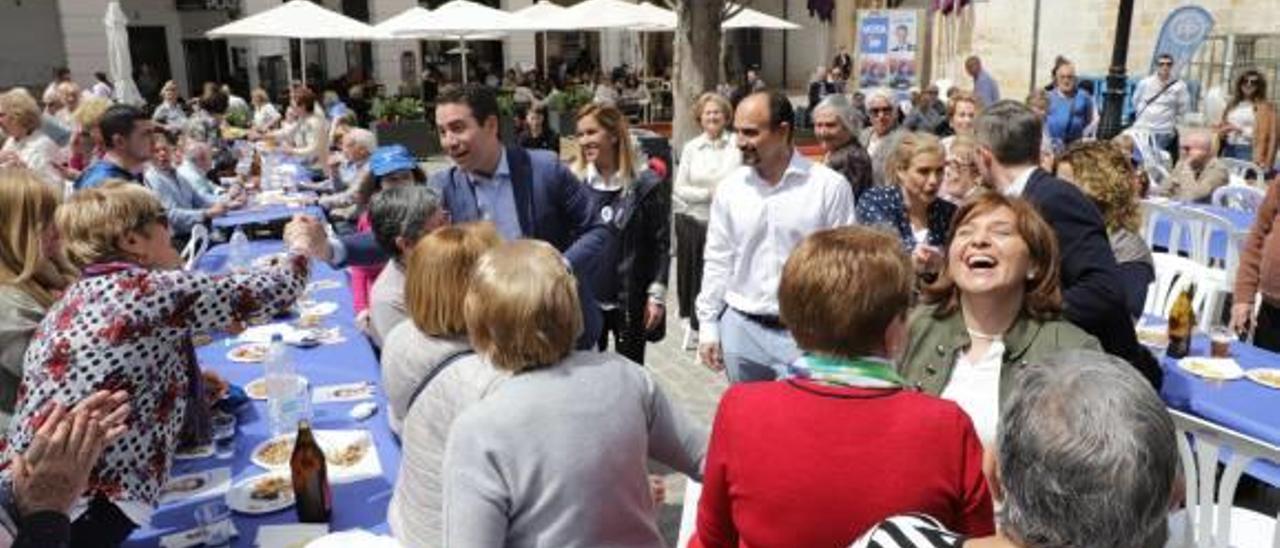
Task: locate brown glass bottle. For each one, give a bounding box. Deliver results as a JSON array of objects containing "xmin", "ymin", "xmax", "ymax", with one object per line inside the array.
[
  {"xmin": 290, "ymin": 420, "xmax": 332, "ymax": 523},
  {"xmin": 1166, "ymin": 283, "xmax": 1196, "ymax": 359}
]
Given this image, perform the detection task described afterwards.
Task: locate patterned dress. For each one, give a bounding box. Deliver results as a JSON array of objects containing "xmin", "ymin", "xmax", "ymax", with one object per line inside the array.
[{"xmin": 1, "ymin": 257, "xmax": 308, "ymax": 526}]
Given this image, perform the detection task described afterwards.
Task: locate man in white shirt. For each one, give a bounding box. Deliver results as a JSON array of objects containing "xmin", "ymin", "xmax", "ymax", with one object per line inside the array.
[
  {"xmin": 696, "ymin": 91, "xmax": 858, "ymax": 382},
  {"xmin": 1130, "ymin": 53, "xmax": 1191, "ymax": 165}
]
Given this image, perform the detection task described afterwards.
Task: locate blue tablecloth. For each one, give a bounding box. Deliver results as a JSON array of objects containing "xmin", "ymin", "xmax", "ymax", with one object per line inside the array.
[
  {"xmin": 1160, "ymin": 336, "xmax": 1280, "ymax": 486},
  {"xmin": 126, "ymin": 241, "xmax": 399, "ymax": 546},
  {"xmin": 1150, "ymin": 203, "xmax": 1254, "ymax": 259},
  {"xmin": 213, "ymin": 204, "xmax": 326, "ymax": 230}
]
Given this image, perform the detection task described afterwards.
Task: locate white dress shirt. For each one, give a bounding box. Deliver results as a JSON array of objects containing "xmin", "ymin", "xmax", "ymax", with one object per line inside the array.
[
  {"xmin": 2, "ymin": 132, "xmax": 64, "ymax": 190},
  {"xmin": 696, "ymin": 152, "xmax": 858, "ymax": 343},
  {"xmin": 1131, "ymin": 74, "xmax": 1190, "ymax": 134},
  {"xmin": 1001, "ymin": 166, "xmax": 1038, "ymax": 198},
  {"xmin": 674, "ymin": 132, "xmax": 741, "ymax": 221}
]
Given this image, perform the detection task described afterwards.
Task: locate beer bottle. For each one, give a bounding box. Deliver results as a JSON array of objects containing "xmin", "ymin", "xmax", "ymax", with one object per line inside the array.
[
  {"xmin": 290, "ymin": 420, "xmax": 332, "ymax": 523},
  {"xmin": 1166, "ymin": 283, "xmax": 1196, "ymax": 359}
]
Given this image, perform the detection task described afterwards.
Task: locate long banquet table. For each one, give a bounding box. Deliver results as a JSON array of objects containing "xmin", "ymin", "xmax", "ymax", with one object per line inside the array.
[
  {"xmin": 126, "ymin": 240, "xmax": 400, "ymax": 546},
  {"xmin": 1159, "ymin": 334, "xmax": 1280, "ymax": 486}
]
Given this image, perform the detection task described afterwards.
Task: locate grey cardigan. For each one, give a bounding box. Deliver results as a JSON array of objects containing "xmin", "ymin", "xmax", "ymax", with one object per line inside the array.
[
  {"xmin": 442, "ymin": 351, "xmax": 707, "ymax": 548},
  {"xmin": 0, "ymin": 287, "xmax": 45, "ymax": 430}
]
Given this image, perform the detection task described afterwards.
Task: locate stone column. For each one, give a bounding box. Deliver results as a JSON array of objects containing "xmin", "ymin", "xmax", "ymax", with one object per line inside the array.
[
  {"xmin": 370, "ymin": 0, "xmax": 416, "ymax": 95},
  {"xmin": 57, "ymin": 0, "xmax": 111, "ymax": 85}
]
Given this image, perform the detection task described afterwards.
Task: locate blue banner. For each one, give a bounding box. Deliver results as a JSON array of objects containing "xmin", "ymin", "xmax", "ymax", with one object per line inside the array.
[{"xmin": 1150, "ymin": 6, "xmax": 1214, "ymax": 75}]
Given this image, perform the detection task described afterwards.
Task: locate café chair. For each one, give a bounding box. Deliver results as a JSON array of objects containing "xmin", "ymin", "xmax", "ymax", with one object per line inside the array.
[
  {"xmin": 1166, "ymin": 409, "xmax": 1279, "ymax": 548},
  {"xmin": 1212, "ymin": 185, "xmax": 1266, "ymax": 216},
  {"xmin": 182, "ymin": 224, "xmax": 211, "ymax": 271},
  {"xmin": 1217, "ymin": 157, "xmax": 1267, "ymax": 188}
]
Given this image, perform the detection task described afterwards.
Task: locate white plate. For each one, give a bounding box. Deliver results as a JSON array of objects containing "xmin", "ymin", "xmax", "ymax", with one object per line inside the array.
[
  {"xmin": 252, "ymin": 253, "xmax": 290, "ymax": 269},
  {"xmin": 1244, "ymin": 368, "xmax": 1280, "ymax": 390},
  {"xmin": 1177, "ymin": 357, "xmax": 1245, "ymax": 381},
  {"xmin": 227, "ymin": 472, "xmax": 294, "ymax": 515},
  {"xmin": 306, "ymin": 280, "xmax": 343, "ymax": 292},
  {"xmin": 251, "ymin": 430, "xmax": 380, "ymax": 483},
  {"xmin": 174, "ymin": 443, "xmax": 215, "ymax": 461},
  {"xmin": 244, "ymin": 376, "xmax": 310, "ymax": 401},
  {"xmin": 226, "ymin": 343, "xmax": 269, "ymax": 363}
]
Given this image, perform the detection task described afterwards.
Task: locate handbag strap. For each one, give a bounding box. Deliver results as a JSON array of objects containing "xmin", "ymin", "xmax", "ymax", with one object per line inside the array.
[
  {"xmin": 1135, "ymin": 79, "xmax": 1179, "ymax": 120},
  {"xmin": 406, "ymin": 348, "xmax": 476, "ymax": 411}
]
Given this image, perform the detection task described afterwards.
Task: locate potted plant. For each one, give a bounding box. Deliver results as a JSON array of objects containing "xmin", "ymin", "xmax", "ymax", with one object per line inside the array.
[
  {"xmin": 372, "ymin": 96, "xmax": 439, "ymax": 158},
  {"xmin": 545, "ymin": 85, "xmax": 593, "ymax": 135}
]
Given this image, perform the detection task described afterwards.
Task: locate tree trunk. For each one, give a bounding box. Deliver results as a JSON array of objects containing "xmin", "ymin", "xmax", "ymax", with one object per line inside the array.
[{"xmin": 671, "ymin": 0, "xmax": 725, "ymax": 153}]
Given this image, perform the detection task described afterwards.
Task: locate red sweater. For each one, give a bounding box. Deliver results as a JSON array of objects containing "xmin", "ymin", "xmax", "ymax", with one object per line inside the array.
[{"xmin": 694, "ymin": 380, "xmax": 994, "ymax": 548}]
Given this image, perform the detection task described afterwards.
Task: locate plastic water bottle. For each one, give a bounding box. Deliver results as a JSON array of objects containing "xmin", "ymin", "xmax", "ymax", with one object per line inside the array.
[
  {"xmin": 227, "ymin": 227, "xmax": 250, "ymax": 273},
  {"xmin": 265, "ymin": 334, "xmax": 309, "ymax": 436}
]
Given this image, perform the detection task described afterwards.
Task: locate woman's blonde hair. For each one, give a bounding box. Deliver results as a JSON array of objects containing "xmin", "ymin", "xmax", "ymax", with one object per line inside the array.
[
  {"xmin": 887, "ymin": 131, "xmax": 944, "ymax": 186},
  {"xmin": 779, "ymin": 227, "xmax": 913, "ymax": 358},
  {"xmin": 1055, "ymin": 141, "xmax": 1141, "ymax": 233},
  {"xmin": 0, "ymin": 89, "xmax": 42, "ymax": 134},
  {"xmin": 572, "ymin": 102, "xmax": 637, "ymax": 183},
  {"xmin": 405, "ymin": 222, "xmax": 501, "ymax": 337},
  {"xmin": 73, "ymin": 97, "xmax": 113, "ymax": 130},
  {"xmin": 57, "ymin": 180, "xmax": 168, "ymax": 268},
  {"xmin": 947, "ymin": 91, "xmax": 980, "ymax": 120},
  {"xmin": 465, "ymin": 240, "xmax": 582, "ymax": 372},
  {"xmin": 693, "ymin": 92, "xmax": 733, "ymax": 126},
  {"xmin": 0, "ymin": 169, "xmax": 76, "ymax": 307}
]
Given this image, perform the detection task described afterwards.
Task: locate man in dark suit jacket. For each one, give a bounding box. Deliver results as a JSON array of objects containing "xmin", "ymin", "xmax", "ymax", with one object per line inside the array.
[
  {"xmin": 285, "ymin": 83, "xmax": 609, "ymax": 348},
  {"xmin": 974, "ymin": 100, "xmax": 1161, "ymax": 388}
]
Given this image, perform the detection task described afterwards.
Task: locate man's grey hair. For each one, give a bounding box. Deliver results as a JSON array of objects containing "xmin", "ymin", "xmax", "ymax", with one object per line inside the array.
[
  {"xmin": 974, "ymin": 100, "xmax": 1042, "ymax": 166},
  {"xmin": 183, "ymin": 140, "xmax": 211, "ymax": 162},
  {"xmin": 998, "ymin": 349, "xmax": 1177, "ymax": 548},
  {"xmin": 344, "ymin": 128, "xmax": 377, "ymax": 154},
  {"xmin": 813, "ymin": 94, "xmax": 860, "ymax": 135},
  {"xmin": 369, "ymin": 185, "xmax": 442, "ymax": 263}
]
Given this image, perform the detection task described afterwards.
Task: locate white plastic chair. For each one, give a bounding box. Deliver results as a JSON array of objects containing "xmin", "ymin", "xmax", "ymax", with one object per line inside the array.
[
  {"xmin": 676, "ymin": 481, "xmax": 702, "ymax": 548},
  {"xmin": 1217, "ymin": 158, "xmax": 1267, "ymax": 188},
  {"xmin": 1142, "ymin": 200, "xmax": 1192, "ymax": 256},
  {"xmin": 1212, "ymin": 185, "xmax": 1266, "ymax": 216},
  {"xmin": 1165, "ymin": 409, "xmax": 1279, "ymax": 548},
  {"xmin": 181, "ymin": 224, "xmax": 211, "ymax": 271},
  {"xmin": 1145, "ymin": 253, "xmax": 1202, "ymax": 318}
]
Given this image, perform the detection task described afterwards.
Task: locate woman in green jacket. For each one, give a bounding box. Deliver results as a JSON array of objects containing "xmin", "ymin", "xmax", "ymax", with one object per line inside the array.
[{"xmin": 900, "ymin": 193, "xmax": 1100, "ymax": 447}]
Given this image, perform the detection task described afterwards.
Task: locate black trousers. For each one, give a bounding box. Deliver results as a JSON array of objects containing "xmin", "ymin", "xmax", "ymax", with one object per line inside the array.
[
  {"xmin": 674, "ymin": 213, "xmax": 708, "ymax": 331},
  {"xmin": 1254, "ymin": 301, "xmax": 1280, "ymax": 353},
  {"xmin": 69, "ymin": 496, "xmax": 136, "ymax": 548},
  {"xmin": 597, "ymin": 307, "xmax": 647, "ymax": 365}
]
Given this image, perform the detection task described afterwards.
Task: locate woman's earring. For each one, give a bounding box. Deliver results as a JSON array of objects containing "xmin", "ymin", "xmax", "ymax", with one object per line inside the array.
[{"xmin": 1027, "ymin": 270, "xmax": 1037, "ymax": 280}]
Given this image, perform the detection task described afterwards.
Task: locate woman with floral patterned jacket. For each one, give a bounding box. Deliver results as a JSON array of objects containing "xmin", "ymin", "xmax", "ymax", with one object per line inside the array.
[{"xmin": 1, "ymin": 181, "xmax": 308, "ymax": 544}]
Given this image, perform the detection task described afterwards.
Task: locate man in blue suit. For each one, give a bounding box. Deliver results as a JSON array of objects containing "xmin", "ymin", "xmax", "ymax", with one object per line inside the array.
[
  {"xmin": 285, "ymin": 84, "xmax": 609, "ymax": 348},
  {"xmin": 973, "ymin": 100, "xmax": 1161, "ymax": 388}
]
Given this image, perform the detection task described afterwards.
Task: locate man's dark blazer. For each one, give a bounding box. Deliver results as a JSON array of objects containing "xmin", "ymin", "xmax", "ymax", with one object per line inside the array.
[{"xmin": 1022, "ymin": 168, "xmax": 1162, "ymax": 388}]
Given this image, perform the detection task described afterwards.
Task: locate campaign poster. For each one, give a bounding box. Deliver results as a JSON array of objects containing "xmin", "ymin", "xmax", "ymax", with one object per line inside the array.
[{"xmin": 857, "ymin": 10, "xmax": 919, "ymax": 91}]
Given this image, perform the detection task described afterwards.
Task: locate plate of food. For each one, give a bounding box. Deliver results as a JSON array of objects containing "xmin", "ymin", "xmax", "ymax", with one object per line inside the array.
[
  {"xmin": 252, "ymin": 253, "xmax": 290, "ymax": 269},
  {"xmin": 174, "ymin": 442, "xmax": 215, "ymax": 461},
  {"xmin": 192, "ymin": 332, "xmax": 214, "ymax": 347},
  {"xmin": 299, "ymin": 301, "xmax": 338, "ymax": 318},
  {"xmin": 252, "ymin": 430, "xmax": 378, "ymax": 480},
  {"xmin": 1177, "ymin": 357, "xmax": 1245, "ymax": 381},
  {"xmin": 244, "ymin": 376, "xmax": 309, "ymax": 401},
  {"xmin": 228, "ymin": 472, "xmax": 294, "ymax": 514},
  {"xmin": 1244, "ymin": 368, "xmax": 1280, "ymax": 390},
  {"xmin": 251, "ymin": 435, "xmax": 296, "ymax": 469},
  {"xmin": 227, "ymin": 343, "xmax": 269, "ymax": 363}
]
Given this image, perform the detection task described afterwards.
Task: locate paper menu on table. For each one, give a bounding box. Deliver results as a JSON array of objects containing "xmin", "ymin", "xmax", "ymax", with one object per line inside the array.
[
  {"xmin": 158, "ymin": 520, "xmax": 239, "ymax": 548},
  {"xmin": 158, "ymin": 467, "xmax": 232, "ymax": 505},
  {"xmin": 312, "ymin": 381, "xmax": 376, "ymax": 404},
  {"xmin": 255, "ymin": 523, "xmax": 329, "ymax": 547}
]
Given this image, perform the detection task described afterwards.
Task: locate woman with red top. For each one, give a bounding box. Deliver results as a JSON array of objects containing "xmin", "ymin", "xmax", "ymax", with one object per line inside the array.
[
  {"xmin": 694, "ymin": 226, "xmax": 994, "ymax": 548},
  {"xmin": 1, "ymin": 181, "xmax": 308, "ymax": 544},
  {"xmin": 347, "ymin": 145, "xmax": 425, "ymax": 336}
]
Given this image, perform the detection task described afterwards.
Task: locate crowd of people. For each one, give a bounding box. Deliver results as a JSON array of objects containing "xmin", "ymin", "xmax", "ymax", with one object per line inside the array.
[{"xmin": 0, "ymin": 43, "xmax": 1276, "ymax": 547}]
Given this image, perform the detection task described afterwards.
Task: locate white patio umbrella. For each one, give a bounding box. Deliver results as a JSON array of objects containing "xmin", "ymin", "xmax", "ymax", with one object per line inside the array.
[
  {"xmin": 634, "ymin": 2, "xmax": 677, "ymax": 30},
  {"xmin": 384, "ymin": 0, "xmax": 521, "ymax": 84},
  {"xmin": 723, "ymin": 5, "xmax": 802, "ymax": 30},
  {"xmin": 104, "ymin": 1, "xmax": 143, "ymax": 106},
  {"xmin": 206, "ymin": 0, "xmax": 382, "ymax": 85},
  {"xmin": 558, "ymin": 0, "xmax": 671, "ymax": 30}
]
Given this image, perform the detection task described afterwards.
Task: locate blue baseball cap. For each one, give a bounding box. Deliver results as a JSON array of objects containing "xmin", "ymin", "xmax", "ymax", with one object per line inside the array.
[{"xmin": 370, "ymin": 145, "xmax": 417, "ymax": 178}]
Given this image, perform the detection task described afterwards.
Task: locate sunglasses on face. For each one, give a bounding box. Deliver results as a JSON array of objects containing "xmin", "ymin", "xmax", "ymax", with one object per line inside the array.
[{"xmin": 1244, "ymin": 78, "xmax": 1260, "ymax": 85}]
